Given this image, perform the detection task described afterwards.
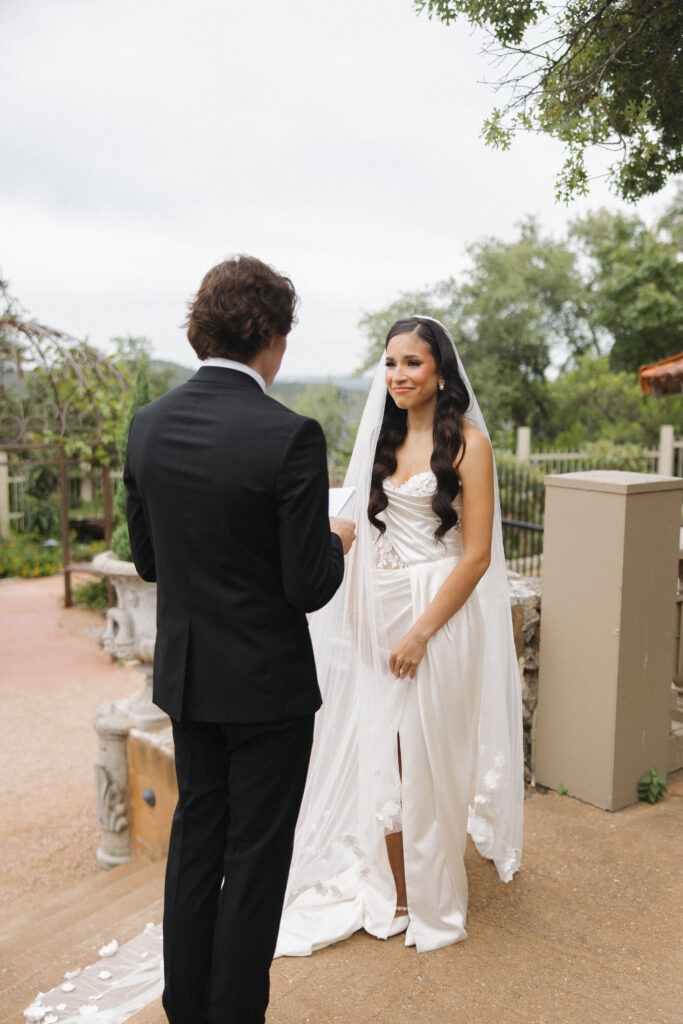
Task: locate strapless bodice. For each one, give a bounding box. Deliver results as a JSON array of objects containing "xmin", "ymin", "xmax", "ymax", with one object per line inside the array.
[{"xmin": 375, "ymin": 471, "xmax": 463, "ymax": 569}]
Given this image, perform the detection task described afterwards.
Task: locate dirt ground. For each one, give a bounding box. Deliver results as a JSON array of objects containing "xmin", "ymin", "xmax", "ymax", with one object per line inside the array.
[
  {"xmin": 0, "ymin": 574, "xmax": 143, "ymax": 914},
  {"xmin": 1, "ymin": 574, "xmax": 682, "ymax": 1024}
]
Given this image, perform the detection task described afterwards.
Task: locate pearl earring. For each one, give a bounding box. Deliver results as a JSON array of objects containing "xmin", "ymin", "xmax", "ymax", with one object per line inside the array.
[{"xmin": 438, "ymin": 379, "xmax": 445, "ymax": 391}]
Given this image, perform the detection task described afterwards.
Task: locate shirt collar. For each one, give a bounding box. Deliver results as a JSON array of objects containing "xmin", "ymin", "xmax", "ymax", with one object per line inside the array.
[{"xmin": 202, "ymin": 357, "xmax": 266, "ymax": 392}]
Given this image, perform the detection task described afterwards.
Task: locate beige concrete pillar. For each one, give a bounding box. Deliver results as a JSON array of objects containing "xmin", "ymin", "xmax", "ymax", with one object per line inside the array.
[
  {"xmin": 535, "ymin": 471, "xmax": 683, "ymax": 810},
  {"xmin": 658, "ymin": 425, "xmax": 674, "ymax": 477},
  {"xmin": 516, "ymin": 426, "xmax": 531, "ymax": 463},
  {"xmin": 0, "ymin": 452, "xmax": 9, "ymax": 538}
]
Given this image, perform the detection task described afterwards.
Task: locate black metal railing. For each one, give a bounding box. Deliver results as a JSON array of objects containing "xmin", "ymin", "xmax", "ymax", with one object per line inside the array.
[{"xmin": 497, "ymin": 463, "xmax": 545, "ymax": 576}]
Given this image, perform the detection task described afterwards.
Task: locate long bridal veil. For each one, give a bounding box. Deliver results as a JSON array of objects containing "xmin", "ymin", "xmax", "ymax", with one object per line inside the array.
[{"xmin": 276, "ymin": 317, "xmax": 523, "ymax": 955}]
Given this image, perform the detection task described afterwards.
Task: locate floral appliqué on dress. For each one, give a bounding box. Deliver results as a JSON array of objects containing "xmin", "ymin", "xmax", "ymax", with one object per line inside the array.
[{"xmin": 374, "ymin": 472, "xmax": 462, "ymax": 569}]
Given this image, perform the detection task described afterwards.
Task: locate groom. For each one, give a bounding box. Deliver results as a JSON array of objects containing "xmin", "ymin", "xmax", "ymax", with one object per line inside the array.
[{"xmin": 124, "ymin": 255, "xmax": 355, "ymax": 1024}]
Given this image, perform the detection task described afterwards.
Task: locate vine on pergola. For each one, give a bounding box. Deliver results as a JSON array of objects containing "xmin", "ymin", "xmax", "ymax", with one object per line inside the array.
[
  {"xmin": 0, "ymin": 280, "xmax": 130, "ymax": 603},
  {"xmin": 0, "ymin": 281, "xmax": 129, "ymax": 462}
]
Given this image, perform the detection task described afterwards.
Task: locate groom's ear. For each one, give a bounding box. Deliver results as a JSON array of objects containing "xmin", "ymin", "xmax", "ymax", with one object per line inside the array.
[{"xmin": 268, "ymin": 333, "xmax": 288, "ymax": 353}]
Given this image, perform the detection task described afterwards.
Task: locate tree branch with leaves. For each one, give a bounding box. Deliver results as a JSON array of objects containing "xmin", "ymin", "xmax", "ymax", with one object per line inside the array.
[{"xmin": 415, "ymin": 0, "xmax": 683, "ymax": 201}]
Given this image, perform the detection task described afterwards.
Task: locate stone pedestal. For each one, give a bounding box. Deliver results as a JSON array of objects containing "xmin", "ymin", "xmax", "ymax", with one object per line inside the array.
[
  {"xmin": 535, "ymin": 471, "xmax": 683, "ymax": 810},
  {"xmin": 93, "ymin": 551, "xmax": 169, "ymax": 867},
  {"xmin": 93, "ymin": 706, "xmax": 132, "ymax": 869}
]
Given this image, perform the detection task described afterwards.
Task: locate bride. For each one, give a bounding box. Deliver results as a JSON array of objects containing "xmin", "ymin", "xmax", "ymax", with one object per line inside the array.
[{"xmin": 276, "ymin": 315, "xmax": 523, "ymax": 956}]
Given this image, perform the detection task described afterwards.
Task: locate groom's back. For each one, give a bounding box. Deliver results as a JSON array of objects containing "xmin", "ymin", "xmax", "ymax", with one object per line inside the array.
[{"xmin": 125, "ymin": 366, "xmax": 340, "ymax": 723}]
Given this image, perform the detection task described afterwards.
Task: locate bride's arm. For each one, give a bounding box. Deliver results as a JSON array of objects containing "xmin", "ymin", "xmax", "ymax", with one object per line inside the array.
[{"xmin": 388, "ymin": 427, "xmax": 494, "ymax": 680}]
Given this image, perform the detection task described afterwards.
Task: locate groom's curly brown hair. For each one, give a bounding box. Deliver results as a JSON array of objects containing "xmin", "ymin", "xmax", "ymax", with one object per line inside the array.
[{"xmin": 186, "ymin": 255, "xmax": 298, "ymax": 362}]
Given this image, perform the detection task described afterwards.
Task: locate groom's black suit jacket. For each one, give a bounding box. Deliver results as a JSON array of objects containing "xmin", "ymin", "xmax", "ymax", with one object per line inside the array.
[{"xmin": 124, "ymin": 366, "xmax": 344, "ymax": 723}]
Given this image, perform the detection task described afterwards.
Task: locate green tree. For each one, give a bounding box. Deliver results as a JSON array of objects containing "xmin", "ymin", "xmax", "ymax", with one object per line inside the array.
[
  {"xmin": 457, "ymin": 219, "xmax": 595, "ymax": 431},
  {"xmin": 570, "ymin": 196, "xmax": 683, "ymax": 371},
  {"xmin": 292, "ymin": 382, "xmax": 364, "ymax": 482},
  {"xmin": 415, "ymin": 1, "xmax": 683, "ymax": 202},
  {"xmin": 111, "ymin": 335, "xmax": 174, "ymax": 401},
  {"xmin": 110, "ymin": 358, "xmax": 152, "ymax": 561},
  {"xmin": 357, "ymin": 285, "xmax": 455, "ymax": 372},
  {"xmin": 0, "ymin": 281, "xmax": 129, "ymax": 464},
  {"xmin": 359, "ymin": 220, "xmax": 593, "ymax": 438},
  {"xmin": 540, "ymin": 355, "xmax": 679, "ymax": 447}
]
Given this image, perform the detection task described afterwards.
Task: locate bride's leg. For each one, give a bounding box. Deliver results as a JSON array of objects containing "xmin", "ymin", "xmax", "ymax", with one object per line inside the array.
[{"xmin": 385, "ymin": 735, "xmax": 407, "ymax": 914}]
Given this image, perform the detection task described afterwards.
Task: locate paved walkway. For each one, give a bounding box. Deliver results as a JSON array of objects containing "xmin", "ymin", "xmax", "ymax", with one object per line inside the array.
[
  {"xmin": 1, "ymin": 576, "xmax": 681, "ymax": 1024},
  {"xmin": 0, "ymin": 574, "xmax": 142, "ymax": 912}
]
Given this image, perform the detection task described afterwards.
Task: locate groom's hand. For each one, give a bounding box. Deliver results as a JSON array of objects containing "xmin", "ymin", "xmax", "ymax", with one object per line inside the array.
[{"xmin": 329, "ymin": 517, "xmax": 356, "ymax": 555}]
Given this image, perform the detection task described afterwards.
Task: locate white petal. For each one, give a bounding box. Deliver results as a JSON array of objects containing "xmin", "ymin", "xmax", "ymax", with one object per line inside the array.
[
  {"xmin": 98, "ymin": 940, "xmax": 118, "ymax": 958},
  {"xmin": 23, "ymin": 1004, "xmax": 46, "ymax": 1022}
]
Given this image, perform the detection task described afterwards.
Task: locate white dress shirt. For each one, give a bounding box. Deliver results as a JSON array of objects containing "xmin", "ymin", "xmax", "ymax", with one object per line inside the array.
[{"xmin": 203, "ymin": 357, "xmax": 266, "ymax": 392}]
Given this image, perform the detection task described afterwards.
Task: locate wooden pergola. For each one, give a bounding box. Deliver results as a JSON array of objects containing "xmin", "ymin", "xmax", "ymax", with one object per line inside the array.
[{"xmin": 0, "ymin": 285, "xmax": 129, "ymax": 605}]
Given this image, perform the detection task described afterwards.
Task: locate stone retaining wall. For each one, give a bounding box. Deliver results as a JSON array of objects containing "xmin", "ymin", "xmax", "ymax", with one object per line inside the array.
[{"xmin": 508, "ymin": 571, "xmax": 542, "ymax": 785}]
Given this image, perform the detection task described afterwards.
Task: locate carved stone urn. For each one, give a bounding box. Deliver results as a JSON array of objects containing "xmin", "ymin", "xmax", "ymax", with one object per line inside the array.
[
  {"xmin": 94, "ymin": 550, "xmax": 156, "ymax": 662},
  {"xmin": 92, "ymin": 550, "xmax": 168, "ymax": 868}
]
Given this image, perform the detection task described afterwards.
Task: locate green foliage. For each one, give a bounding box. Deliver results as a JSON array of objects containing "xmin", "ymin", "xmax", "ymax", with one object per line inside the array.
[
  {"xmin": 19, "ymin": 464, "xmax": 61, "ymax": 536},
  {"xmin": 292, "ymin": 382, "xmax": 365, "ymax": 484},
  {"xmin": 541, "ymin": 356, "xmax": 679, "ymax": 448},
  {"xmin": 457, "ymin": 219, "xmax": 595, "ymax": 433},
  {"xmin": 0, "ymin": 531, "xmax": 105, "ymax": 579},
  {"xmin": 358, "ymin": 195, "xmax": 683, "ymax": 443},
  {"xmin": 637, "ymin": 767, "xmax": 668, "ymax": 805},
  {"xmin": 415, "ymin": 1, "xmax": 683, "ymax": 202},
  {"xmin": 0, "ymin": 534, "xmax": 62, "ymax": 578},
  {"xmin": 113, "ymin": 357, "xmax": 152, "ymax": 549},
  {"xmin": 72, "ymin": 577, "xmax": 109, "ymax": 614},
  {"xmin": 357, "ymin": 286, "xmax": 453, "ymax": 372},
  {"xmin": 111, "ymin": 335, "xmax": 177, "ymax": 401},
  {"xmin": 110, "ymin": 521, "xmax": 133, "ymax": 562},
  {"xmin": 22, "ymin": 492, "xmax": 61, "ymax": 536},
  {"xmin": 358, "ymin": 219, "xmax": 597, "ymax": 439},
  {"xmin": 0, "ymin": 282, "xmax": 130, "ymax": 464},
  {"xmin": 293, "ymin": 383, "xmax": 346, "ymax": 454},
  {"xmin": 571, "ymin": 201, "xmax": 683, "ymax": 372},
  {"xmin": 556, "ymin": 784, "xmax": 568, "ymax": 796}
]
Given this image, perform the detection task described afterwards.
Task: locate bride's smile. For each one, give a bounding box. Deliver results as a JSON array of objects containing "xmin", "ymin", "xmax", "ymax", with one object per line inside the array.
[{"xmin": 385, "ymin": 332, "xmax": 441, "ymax": 411}]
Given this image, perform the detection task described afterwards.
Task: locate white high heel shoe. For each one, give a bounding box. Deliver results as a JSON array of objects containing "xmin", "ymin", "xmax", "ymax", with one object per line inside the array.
[{"xmin": 387, "ymin": 911, "xmax": 409, "ymax": 937}]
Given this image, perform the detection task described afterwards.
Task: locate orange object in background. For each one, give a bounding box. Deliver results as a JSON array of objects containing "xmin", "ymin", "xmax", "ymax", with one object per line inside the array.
[{"xmin": 639, "ymin": 351, "xmax": 683, "ymax": 397}]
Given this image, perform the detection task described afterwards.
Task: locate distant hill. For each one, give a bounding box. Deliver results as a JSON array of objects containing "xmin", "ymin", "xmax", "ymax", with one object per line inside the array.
[
  {"xmin": 270, "ymin": 375, "xmax": 371, "ymax": 407},
  {"xmin": 151, "ymin": 359, "xmax": 194, "ymax": 390},
  {"xmin": 2, "ymin": 357, "xmax": 371, "ymax": 409},
  {"xmin": 152, "ymin": 364, "xmax": 373, "ymax": 407}
]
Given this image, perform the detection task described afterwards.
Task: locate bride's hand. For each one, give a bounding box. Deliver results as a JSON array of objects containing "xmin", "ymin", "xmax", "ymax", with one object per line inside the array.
[{"xmin": 389, "ymin": 629, "xmax": 428, "ymax": 680}]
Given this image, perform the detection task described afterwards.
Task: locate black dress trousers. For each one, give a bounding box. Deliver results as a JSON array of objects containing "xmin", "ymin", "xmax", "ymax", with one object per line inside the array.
[{"xmin": 162, "ymin": 714, "xmax": 315, "ymax": 1024}]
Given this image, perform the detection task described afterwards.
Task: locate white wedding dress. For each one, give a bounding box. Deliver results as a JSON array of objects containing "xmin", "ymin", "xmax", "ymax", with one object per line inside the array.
[{"xmin": 276, "ymin": 321, "xmax": 523, "ymax": 958}]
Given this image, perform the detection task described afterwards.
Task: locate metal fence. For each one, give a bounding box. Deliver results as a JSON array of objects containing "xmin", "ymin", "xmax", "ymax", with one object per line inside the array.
[
  {"xmin": 528, "ymin": 449, "xmax": 657, "ymax": 475},
  {"xmin": 498, "ymin": 463, "xmax": 545, "ymax": 576},
  {"xmin": 675, "ymin": 441, "xmax": 683, "ymax": 478}
]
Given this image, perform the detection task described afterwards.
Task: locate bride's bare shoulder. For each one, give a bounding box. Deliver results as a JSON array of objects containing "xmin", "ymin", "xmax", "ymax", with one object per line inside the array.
[{"xmin": 456, "ymin": 423, "xmax": 492, "ymax": 468}]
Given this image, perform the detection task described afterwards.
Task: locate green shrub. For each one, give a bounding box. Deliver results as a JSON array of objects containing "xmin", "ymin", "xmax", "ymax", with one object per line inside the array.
[
  {"xmin": 637, "ymin": 767, "xmax": 668, "ymax": 804},
  {"xmin": 112, "ymin": 359, "xmax": 151, "ymax": 560},
  {"xmin": 0, "ymin": 535, "xmax": 62, "ymax": 578},
  {"xmin": 110, "ymin": 522, "xmax": 133, "ymax": 562},
  {"xmin": 0, "ymin": 533, "xmax": 105, "ymax": 579},
  {"xmin": 72, "ymin": 577, "xmax": 109, "ymax": 613}
]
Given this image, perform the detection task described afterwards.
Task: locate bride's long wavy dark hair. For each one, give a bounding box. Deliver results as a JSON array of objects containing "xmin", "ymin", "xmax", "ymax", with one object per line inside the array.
[{"xmin": 368, "ymin": 316, "xmax": 471, "ymax": 541}]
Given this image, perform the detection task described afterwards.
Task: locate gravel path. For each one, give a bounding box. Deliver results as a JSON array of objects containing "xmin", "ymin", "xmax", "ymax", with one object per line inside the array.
[{"xmin": 0, "ymin": 574, "xmax": 144, "ymax": 917}]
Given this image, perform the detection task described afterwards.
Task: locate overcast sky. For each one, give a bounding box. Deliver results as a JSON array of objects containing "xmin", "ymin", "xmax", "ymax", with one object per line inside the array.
[{"xmin": 2, "ymin": 0, "xmax": 676, "ymax": 378}]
